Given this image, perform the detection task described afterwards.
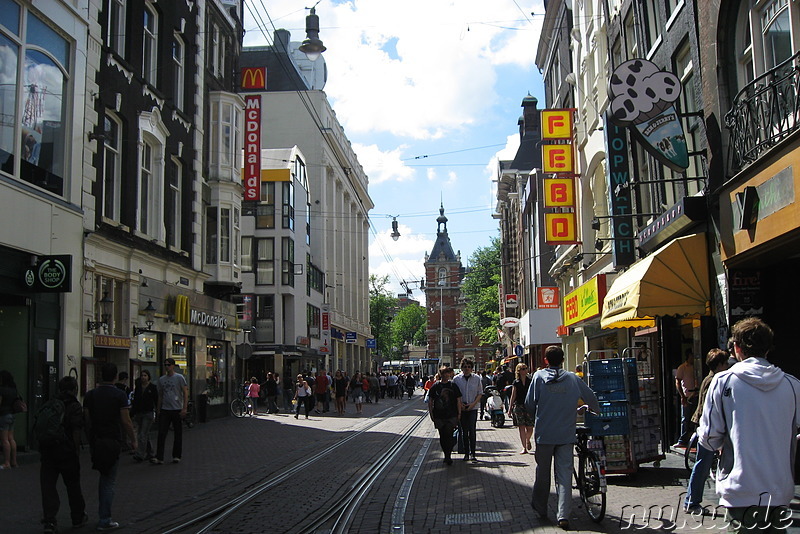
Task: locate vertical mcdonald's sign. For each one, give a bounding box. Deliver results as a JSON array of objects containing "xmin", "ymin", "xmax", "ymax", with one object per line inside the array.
[
  {"xmin": 174, "ymin": 295, "xmax": 190, "ymax": 324},
  {"xmin": 244, "ymin": 95, "xmax": 261, "ymax": 201}
]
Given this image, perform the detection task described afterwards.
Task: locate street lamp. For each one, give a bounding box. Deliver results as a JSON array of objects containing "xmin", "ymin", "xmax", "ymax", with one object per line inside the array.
[
  {"xmin": 298, "ymin": 7, "xmax": 326, "ymax": 61},
  {"xmin": 87, "ymin": 291, "xmax": 113, "ymax": 333},
  {"xmin": 132, "ymin": 299, "xmax": 157, "ymax": 336}
]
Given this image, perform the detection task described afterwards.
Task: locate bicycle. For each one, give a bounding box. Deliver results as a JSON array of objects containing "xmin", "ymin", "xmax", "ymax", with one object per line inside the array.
[
  {"xmin": 574, "ymin": 426, "xmax": 606, "ymax": 522},
  {"xmin": 684, "ymin": 432, "xmax": 719, "ymax": 478},
  {"xmin": 230, "ymin": 385, "xmax": 253, "ymax": 418}
]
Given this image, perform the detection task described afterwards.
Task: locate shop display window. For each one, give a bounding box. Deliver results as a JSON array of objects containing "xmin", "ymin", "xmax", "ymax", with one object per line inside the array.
[{"xmin": 206, "ymin": 341, "xmax": 227, "ymax": 405}]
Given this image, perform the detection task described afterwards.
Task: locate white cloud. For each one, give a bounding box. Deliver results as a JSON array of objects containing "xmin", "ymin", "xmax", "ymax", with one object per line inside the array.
[
  {"xmin": 426, "ymin": 168, "xmax": 437, "ymax": 181},
  {"xmin": 352, "ymin": 143, "xmax": 414, "ymax": 184},
  {"xmin": 446, "ymin": 171, "xmax": 458, "ymax": 186}
]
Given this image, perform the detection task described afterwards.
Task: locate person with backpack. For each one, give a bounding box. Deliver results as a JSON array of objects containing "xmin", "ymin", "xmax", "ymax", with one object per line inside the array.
[
  {"xmin": 130, "ymin": 370, "xmax": 158, "ymax": 462},
  {"xmin": 39, "ymin": 376, "xmax": 88, "ymax": 534},
  {"xmin": 428, "ymin": 366, "xmax": 462, "ymax": 465}
]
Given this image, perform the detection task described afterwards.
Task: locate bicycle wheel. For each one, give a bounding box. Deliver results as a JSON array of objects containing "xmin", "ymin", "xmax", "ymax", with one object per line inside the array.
[
  {"xmin": 578, "ymin": 450, "xmax": 606, "ymax": 522},
  {"xmin": 230, "ymin": 398, "xmax": 247, "ymax": 418},
  {"xmin": 685, "ymin": 434, "xmax": 699, "ymax": 473}
]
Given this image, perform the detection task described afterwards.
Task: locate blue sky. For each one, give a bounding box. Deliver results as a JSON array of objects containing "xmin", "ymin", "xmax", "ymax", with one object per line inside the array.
[{"xmin": 243, "ymin": 0, "xmax": 546, "ymax": 301}]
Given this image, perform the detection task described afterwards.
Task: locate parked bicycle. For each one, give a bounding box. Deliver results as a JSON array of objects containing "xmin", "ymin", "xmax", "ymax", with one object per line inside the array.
[
  {"xmin": 574, "ymin": 426, "xmax": 606, "ymax": 522},
  {"xmin": 230, "ymin": 384, "xmax": 253, "ymax": 418},
  {"xmin": 684, "ymin": 432, "xmax": 719, "ymax": 478}
]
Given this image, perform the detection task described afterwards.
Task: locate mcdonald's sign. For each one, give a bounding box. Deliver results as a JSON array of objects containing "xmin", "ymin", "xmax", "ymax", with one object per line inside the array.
[
  {"xmin": 243, "ymin": 95, "xmax": 262, "ymax": 201},
  {"xmin": 174, "ymin": 295, "xmax": 190, "ymax": 324},
  {"xmin": 241, "ymin": 67, "xmax": 266, "ymax": 90}
]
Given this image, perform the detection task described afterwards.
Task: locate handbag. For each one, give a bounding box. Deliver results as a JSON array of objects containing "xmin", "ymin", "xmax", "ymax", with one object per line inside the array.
[{"xmin": 12, "ymin": 396, "xmax": 27, "ymax": 414}]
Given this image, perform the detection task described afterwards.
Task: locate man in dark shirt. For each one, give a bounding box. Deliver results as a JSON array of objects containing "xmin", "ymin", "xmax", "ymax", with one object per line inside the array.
[
  {"xmin": 84, "ymin": 363, "xmax": 136, "ymax": 531},
  {"xmin": 40, "ymin": 376, "xmax": 87, "ymax": 534}
]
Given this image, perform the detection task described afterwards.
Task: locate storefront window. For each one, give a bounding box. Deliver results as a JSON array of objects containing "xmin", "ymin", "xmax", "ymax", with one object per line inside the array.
[
  {"xmin": 171, "ymin": 335, "xmax": 192, "ymax": 389},
  {"xmin": 137, "ymin": 333, "xmax": 158, "ymax": 362},
  {"xmin": 206, "ymin": 341, "xmax": 226, "ymax": 405}
]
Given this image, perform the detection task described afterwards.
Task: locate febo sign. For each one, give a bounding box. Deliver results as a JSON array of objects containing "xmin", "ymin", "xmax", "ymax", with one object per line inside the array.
[
  {"xmin": 562, "ymin": 274, "xmax": 606, "ymax": 327},
  {"xmin": 603, "ymin": 111, "xmax": 635, "ymax": 268},
  {"xmin": 243, "ymin": 95, "xmax": 261, "ymax": 201}
]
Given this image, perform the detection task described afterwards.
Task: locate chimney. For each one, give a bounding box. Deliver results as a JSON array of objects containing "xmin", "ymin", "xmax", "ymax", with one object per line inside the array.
[
  {"xmin": 521, "ymin": 94, "xmax": 540, "ymax": 140},
  {"xmin": 273, "ymin": 29, "xmax": 291, "ymax": 54}
]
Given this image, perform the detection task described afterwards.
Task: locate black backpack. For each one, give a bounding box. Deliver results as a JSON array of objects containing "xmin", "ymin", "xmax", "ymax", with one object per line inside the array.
[
  {"xmin": 432, "ymin": 388, "xmax": 454, "ymax": 418},
  {"xmin": 33, "ymin": 398, "xmax": 67, "ymax": 445}
]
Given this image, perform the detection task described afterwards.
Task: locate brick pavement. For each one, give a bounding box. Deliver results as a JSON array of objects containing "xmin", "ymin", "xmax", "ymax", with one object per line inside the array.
[{"xmin": 3, "ymin": 396, "xmax": 798, "ymax": 533}]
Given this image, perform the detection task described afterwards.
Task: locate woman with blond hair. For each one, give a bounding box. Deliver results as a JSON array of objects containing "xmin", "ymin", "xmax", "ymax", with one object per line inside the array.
[{"xmin": 508, "ymin": 362, "xmax": 534, "ymax": 454}]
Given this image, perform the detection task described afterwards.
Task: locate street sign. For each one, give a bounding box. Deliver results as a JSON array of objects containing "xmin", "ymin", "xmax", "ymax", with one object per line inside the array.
[
  {"xmin": 515, "ymin": 344, "xmax": 524, "ymax": 357},
  {"xmin": 366, "ymin": 338, "xmax": 377, "ymax": 349},
  {"xmin": 345, "ymin": 332, "xmax": 357, "ymax": 344}
]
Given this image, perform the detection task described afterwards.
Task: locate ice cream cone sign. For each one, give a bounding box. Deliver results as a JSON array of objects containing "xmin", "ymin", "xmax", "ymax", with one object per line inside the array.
[{"xmin": 608, "ymin": 59, "xmax": 689, "ymax": 172}]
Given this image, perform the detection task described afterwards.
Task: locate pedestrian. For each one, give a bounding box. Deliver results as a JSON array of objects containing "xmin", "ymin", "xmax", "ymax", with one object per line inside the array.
[
  {"xmin": 673, "ymin": 348, "xmax": 698, "ymax": 448},
  {"xmin": 131, "ymin": 370, "xmax": 158, "ymax": 462},
  {"xmin": 379, "ymin": 372, "xmax": 387, "ymax": 399},
  {"xmin": 428, "ymin": 366, "xmax": 462, "ymax": 465},
  {"xmin": 453, "ymin": 357, "xmax": 482, "ymax": 462},
  {"xmin": 368, "ymin": 373, "xmax": 380, "ymax": 404},
  {"xmin": 247, "ymin": 376, "xmax": 260, "ymax": 414},
  {"xmin": 574, "ymin": 365, "xmax": 584, "ymax": 378},
  {"xmin": 333, "ymin": 370, "xmax": 348, "ymax": 415},
  {"xmin": 264, "ymin": 372, "xmax": 279, "ymax": 414},
  {"xmin": 349, "ymin": 372, "xmax": 365, "ymax": 414},
  {"xmin": 293, "ymin": 374, "xmax": 312, "ymax": 419},
  {"xmin": 152, "ymin": 357, "xmax": 188, "ymax": 465},
  {"xmin": 496, "ymin": 365, "xmax": 514, "ymax": 410},
  {"xmin": 509, "ymin": 363, "xmax": 534, "ymax": 454},
  {"xmin": 698, "ymin": 317, "xmax": 800, "ymax": 531},
  {"xmin": 684, "ymin": 348, "xmax": 729, "ymax": 513},
  {"xmin": 479, "ymin": 370, "xmax": 492, "ymax": 419},
  {"xmin": 83, "ymin": 362, "xmax": 137, "ymax": 531},
  {"xmin": 405, "ymin": 373, "xmax": 416, "ymax": 399},
  {"xmin": 362, "ymin": 373, "xmax": 371, "ymax": 403},
  {"xmin": 282, "ymin": 374, "xmax": 294, "ymax": 412},
  {"xmin": 114, "ymin": 372, "xmax": 130, "ymax": 396},
  {"xmin": 314, "ymin": 369, "xmax": 329, "ymax": 413},
  {"xmin": 39, "ymin": 376, "xmax": 88, "ymax": 534},
  {"xmin": 387, "ymin": 372, "xmax": 398, "ymax": 398},
  {"xmin": 0, "ymin": 369, "xmax": 19, "ymax": 469},
  {"xmin": 525, "ymin": 345, "xmax": 600, "ymax": 529}
]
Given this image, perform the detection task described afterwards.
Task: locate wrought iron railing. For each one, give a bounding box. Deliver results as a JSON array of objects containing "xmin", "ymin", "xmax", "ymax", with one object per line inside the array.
[{"xmin": 725, "ymin": 51, "xmax": 800, "ymax": 174}]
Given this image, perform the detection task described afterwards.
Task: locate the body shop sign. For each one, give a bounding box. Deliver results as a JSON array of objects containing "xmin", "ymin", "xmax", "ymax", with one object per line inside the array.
[
  {"xmin": 562, "ymin": 274, "xmax": 607, "ymax": 327},
  {"xmin": 24, "ymin": 255, "xmax": 72, "ymax": 293},
  {"xmin": 243, "ymin": 95, "xmax": 261, "ymax": 201}
]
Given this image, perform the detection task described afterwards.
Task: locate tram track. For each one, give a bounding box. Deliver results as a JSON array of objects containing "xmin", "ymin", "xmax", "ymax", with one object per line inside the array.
[{"xmin": 160, "ymin": 401, "xmax": 430, "ymax": 534}]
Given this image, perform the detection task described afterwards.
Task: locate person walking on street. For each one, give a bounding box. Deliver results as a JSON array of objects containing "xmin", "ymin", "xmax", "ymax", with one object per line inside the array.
[
  {"xmin": 0, "ymin": 369, "xmax": 19, "ymax": 469},
  {"xmin": 314, "ymin": 370, "xmax": 329, "ymax": 413},
  {"xmin": 246, "ymin": 377, "xmax": 260, "ymax": 415},
  {"xmin": 379, "ymin": 372, "xmax": 387, "ymax": 399},
  {"xmin": 497, "ymin": 366, "xmax": 514, "ymax": 410},
  {"xmin": 684, "ymin": 348, "xmax": 729, "ymax": 513},
  {"xmin": 674, "ymin": 349, "xmax": 698, "ymax": 448},
  {"xmin": 698, "ymin": 317, "xmax": 800, "ymax": 531},
  {"xmin": 39, "ymin": 376, "xmax": 87, "ymax": 534},
  {"xmin": 264, "ymin": 372, "xmax": 279, "ymax": 414},
  {"xmin": 453, "ymin": 358, "xmax": 482, "ymax": 462},
  {"xmin": 293, "ymin": 374, "xmax": 312, "ymax": 419},
  {"xmin": 509, "ymin": 363, "xmax": 534, "ymax": 454},
  {"xmin": 479, "ymin": 370, "xmax": 492, "ymax": 420},
  {"xmin": 333, "ymin": 370, "xmax": 348, "ymax": 415},
  {"xmin": 152, "ymin": 358, "xmax": 188, "ymax": 465},
  {"xmin": 83, "ymin": 362, "xmax": 137, "ymax": 531},
  {"xmin": 368, "ymin": 373, "xmax": 380, "ymax": 404},
  {"xmin": 349, "ymin": 372, "xmax": 365, "ymax": 414},
  {"xmin": 428, "ymin": 366, "xmax": 462, "ymax": 465},
  {"xmin": 281, "ymin": 374, "xmax": 294, "ymax": 412},
  {"xmin": 525, "ymin": 345, "xmax": 600, "ymax": 529},
  {"xmin": 131, "ymin": 370, "xmax": 158, "ymax": 462}
]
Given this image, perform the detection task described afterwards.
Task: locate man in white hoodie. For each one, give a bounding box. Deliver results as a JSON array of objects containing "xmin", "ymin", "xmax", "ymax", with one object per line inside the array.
[{"xmin": 698, "ymin": 317, "xmax": 800, "ymax": 531}]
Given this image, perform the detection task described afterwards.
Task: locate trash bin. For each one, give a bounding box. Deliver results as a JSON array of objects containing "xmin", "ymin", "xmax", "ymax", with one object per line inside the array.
[{"xmin": 197, "ymin": 393, "xmax": 208, "ymax": 423}]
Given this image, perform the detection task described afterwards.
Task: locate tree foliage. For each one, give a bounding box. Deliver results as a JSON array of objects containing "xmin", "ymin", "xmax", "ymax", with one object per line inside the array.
[
  {"xmin": 369, "ymin": 275, "xmax": 398, "ymax": 358},
  {"xmin": 461, "ymin": 237, "xmax": 501, "ymax": 345},
  {"xmin": 391, "ymin": 303, "xmax": 427, "ymax": 350}
]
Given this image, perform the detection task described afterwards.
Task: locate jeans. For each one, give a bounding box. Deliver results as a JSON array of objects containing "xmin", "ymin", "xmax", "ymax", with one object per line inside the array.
[
  {"xmin": 40, "ymin": 450, "xmax": 85, "ymax": 525},
  {"xmin": 296, "ymin": 396, "xmax": 312, "ymax": 417},
  {"xmin": 265, "ymin": 395, "xmax": 278, "ymax": 413},
  {"xmin": 533, "ymin": 443, "xmax": 573, "ymax": 521},
  {"xmin": 434, "ymin": 418, "xmax": 457, "ymax": 458},
  {"xmin": 458, "ymin": 410, "xmax": 479, "ymax": 455},
  {"xmin": 685, "ymin": 444, "xmax": 714, "ymax": 508},
  {"xmin": 98, "ymin": 459, "xmax": 119, "ymax": 525},
  {"xmin": 678, "ymin": 397, "xmax": 698, "ymax": 444},
  {"xmin": 133, "ymin": 412, "xmax": 155, "ymax": 460},
  {"xmin": 156, "ymin": 409, "xmax": 183, "ymax": 461}
]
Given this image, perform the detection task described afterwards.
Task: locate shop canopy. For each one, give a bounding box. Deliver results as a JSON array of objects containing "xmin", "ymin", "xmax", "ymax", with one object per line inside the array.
[{"xmin": 600, "ymin": 233, "xmax": 710, "ymax": 329}]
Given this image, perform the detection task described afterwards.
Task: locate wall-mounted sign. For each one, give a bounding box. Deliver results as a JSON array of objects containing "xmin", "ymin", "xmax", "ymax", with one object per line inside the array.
[
  {"xmin": 603, "ymin": 113, "xmax": 636, "ymax": 268},
  {"xmin": 562, "ymin": 274, "xmax": 607, "ymax": 327},
  {"xmin": 729, "ymin": 269, "xmax": 764, "ymax": 318},
  {"xmin": 544, "ymin": 178, "xmax": 576, "ymax": 207},
  {"xmin": 542, "ymin": 144, "xmax": 574, "ymax": 174},
  {"xmin": 366, "ymin": 338, "xmax": 377, "ymax": 349},
  {"xmin": 24, "ymin": 255, "xmax": 72, "ymax": 293},
  {"xmin": 174, "ymin": 294, "xmax": 230, "ymax": 329},
  {"xmin": 505, "ymin": 294, "xmax": 518, "ymax": 308},
  {"xmin": 541, "ymin": 109, "xmax": 574, "ymax": 139},
  {"xmin": 296, "ymin": 336, "xmax": 310, "ymax": 347},
  {"xmin": 241, "ymin": 67, "xmax": 266, "ymax": 90},
  {"xmin": 500, "ymin": 317, "xmax": 520, "ymax": 328},
  {"xmin": 243, "ymin": 95, "xmax": 262, "ymax": 201},
  {"xmin": 544, "ymin": 212, "xmax": 578, "ymax": 244},
  {"xmin": 345, "ymin": 332, "xmax": 357, "ymax": 344},
  {"xmin": 608, "ymin": 58, "xmax": 688, "ymax": 172},
  {"xmin": 94, "ymin": 335, "xmax": 132, "ymax": 349},
  {"xmin": 537, "ymin": 287, "xmax": 559, "ymax": 309}
]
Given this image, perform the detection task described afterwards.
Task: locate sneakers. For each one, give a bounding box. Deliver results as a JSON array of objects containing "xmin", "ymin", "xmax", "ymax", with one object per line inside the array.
[
  {"xmin": 150, "ymin": 458, "xmax": 163, "ymax": 465},
  {"xmin": 684, "ymin": 504, "xmax": 704, "ymax": 514},
  {"xmin": 96, "ymin": 521, "xmax": 119, "ymax": 531},
  {"xmin": 172, "ymin": 458, "xmax": 181, "ymax": 464},
  {"xmin": 72, "ymin": 513, "xmax": 89, "ymax": 528},
  {"xmin": 672, "ymin": 442, "xmax": 687, "ymax": 449},
  {"xmin": 42, "ymin": 522, "xmax": 58, "ymax": 534}
]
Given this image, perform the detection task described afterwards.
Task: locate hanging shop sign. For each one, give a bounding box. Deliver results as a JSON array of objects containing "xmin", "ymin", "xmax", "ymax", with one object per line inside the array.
[
  {"xmin": 544, "ymin": 177, "xmax": 576, "ymax": 207},
  {"xmin": 241, "ymin": 67, "xmax": 266, "ymax": 90},
  {"xmin": 545, "ymin": 212, "xmax": 578, "ymax": 244},
  {"xmin": 542, "ymin": 144, "xmax": 574, "ymax": 174},
  {"xmin": 537, "ymin": 287, "xmax": 559, "ymax": 309},
  {"xmin": 562, "ymin": 274, "xmax": 607, "ymax": 327},
  {"xmin": 540, "ymin": 109, "xmax": 579, "ymax": 245},
  {"xmin": 24, "ymin": 255, "xmax": 72, "ymax": 293},
  {"xmin": 505, "ymin": 294, "xmax": 518, "ymax": 308},
  {"xmin": 608, "ymin": 58, "xmax": 688, "ymax": 172},
  {"xmin": 603, "ymin": 113, "xmax": 636, "ymax": 268},
  {"xmin": 542, "ymin": 109, "xmax": 574, "ymax": 139},
  {"xmin": 500, "ymin": 317, "xmax": 520, "ymax": 328},
  {"xmin": 243, "ymin": 94, "xmax": 262, "ymax": 201}
]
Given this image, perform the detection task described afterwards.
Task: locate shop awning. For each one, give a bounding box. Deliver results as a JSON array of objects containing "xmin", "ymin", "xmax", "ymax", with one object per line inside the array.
[{"xmin": 600, "ymin": 233, "xmax": 710, "ymax": 329}]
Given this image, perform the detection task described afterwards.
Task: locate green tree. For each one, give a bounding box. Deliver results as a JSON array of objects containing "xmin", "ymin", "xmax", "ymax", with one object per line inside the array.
[
  {"xmin": 391, "ymin": 303, "xmax": 427, "ymax": 352},
  {"xmin": 369, "ymin": 275, "xmax": 398, "ymax": 360},
  {"xmin": 461, "ymin": 237, "xmax": 502, "ymax": 344}
]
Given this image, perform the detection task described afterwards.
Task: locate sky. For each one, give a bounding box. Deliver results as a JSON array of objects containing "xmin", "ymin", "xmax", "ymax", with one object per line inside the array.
[{"xmin": 242, "ymin": 0, "xmax": 546, "ymax": 303}]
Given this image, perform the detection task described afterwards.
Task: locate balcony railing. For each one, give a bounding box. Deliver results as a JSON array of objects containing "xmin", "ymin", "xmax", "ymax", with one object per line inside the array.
[{"xmin": 725, "ymin": 51, "xmax": 800, "ymax": 174}]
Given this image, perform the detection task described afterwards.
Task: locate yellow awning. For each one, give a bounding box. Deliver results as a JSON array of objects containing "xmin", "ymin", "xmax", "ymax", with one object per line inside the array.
[{"xmin": 600, "ymin": 233, "xmax": 710, "ymax": 329}]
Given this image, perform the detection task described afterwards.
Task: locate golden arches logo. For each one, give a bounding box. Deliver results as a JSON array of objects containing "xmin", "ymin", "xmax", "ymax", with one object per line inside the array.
[
  {"xmin": 174, "ymin": 295, "xmax": 190, "ymax": 324},
  {"xmin": 241, "ymin": 67, "xmax": 266, "ymax": 89}
]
